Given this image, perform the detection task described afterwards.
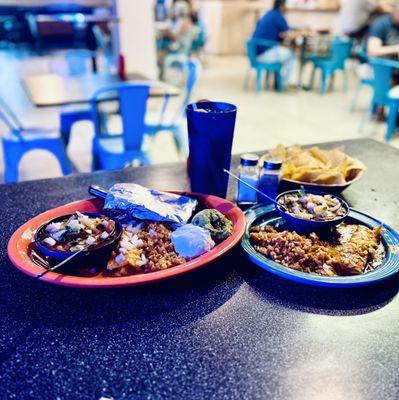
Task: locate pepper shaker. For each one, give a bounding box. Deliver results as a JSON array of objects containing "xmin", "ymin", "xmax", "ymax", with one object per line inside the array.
[
  {"xmin": 258, "ymin": 158, "xmax": 282, "ymax": 204},
  {"xmin": 236, "ymin": 154, "xmax": 260, "ymax": 205}
]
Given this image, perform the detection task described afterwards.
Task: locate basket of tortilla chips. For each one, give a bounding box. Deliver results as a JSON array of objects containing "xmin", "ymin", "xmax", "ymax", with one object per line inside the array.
[{"xmin": 259, "ymin": 145, "xmax": 366, "ymax": 193}]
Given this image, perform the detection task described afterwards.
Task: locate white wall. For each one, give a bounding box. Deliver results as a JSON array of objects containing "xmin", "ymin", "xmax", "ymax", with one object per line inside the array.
[{"xmin": 112, "ymin": 0, "xmax": 158, "ymax": 79}]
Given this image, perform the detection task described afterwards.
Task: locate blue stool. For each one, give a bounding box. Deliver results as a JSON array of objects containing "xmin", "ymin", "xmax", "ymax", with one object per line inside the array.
[{"xmin": 0, "ymin": 98, "xmax": 71, "ymax": 183}]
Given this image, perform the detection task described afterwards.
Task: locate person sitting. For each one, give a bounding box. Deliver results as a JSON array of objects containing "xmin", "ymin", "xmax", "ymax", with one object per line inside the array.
[
  {"xmin": 367, "ymin": 2, "xmax": 399, "ymax": 58},
  {"xmin": 251, "ymin": 0, "xmax": 302, "ymax": 88},
  {"xmin": 157, "ymin": 0, "xmax": 195, "ymax": 76},
  {"xmin": 340, "ymin": 0, "xmax": 380, "ymax": 41}
]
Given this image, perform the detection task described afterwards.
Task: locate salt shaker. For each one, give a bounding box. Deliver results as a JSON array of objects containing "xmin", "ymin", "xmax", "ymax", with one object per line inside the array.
[
  {"xmin": 258, "ymin": 158, "xmax": 282, "ymax": 204},
  {"xmin": 236, "ymin": 154, "xmax": 259, "ymax": 205}
]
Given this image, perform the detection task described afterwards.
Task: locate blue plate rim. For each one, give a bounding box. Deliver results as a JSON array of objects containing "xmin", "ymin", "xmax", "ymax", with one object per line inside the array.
[{"xmin": 241, "ymin": 204, "xmax": 399, "ymax": 288}]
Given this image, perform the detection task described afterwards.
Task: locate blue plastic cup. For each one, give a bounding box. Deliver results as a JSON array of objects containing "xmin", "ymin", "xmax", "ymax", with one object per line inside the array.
[{"xmin": 186, "ymin": 101, "xmax": 237, "ymax": 198}]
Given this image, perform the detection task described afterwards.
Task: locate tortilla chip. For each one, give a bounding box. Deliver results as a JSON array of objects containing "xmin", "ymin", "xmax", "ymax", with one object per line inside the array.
[{"xmin": 260, "ymin": 145, "xmax": 367, "ymax": 185}]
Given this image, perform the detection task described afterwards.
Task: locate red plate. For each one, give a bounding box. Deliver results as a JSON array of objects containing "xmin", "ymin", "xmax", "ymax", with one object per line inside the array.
[{"xmin": 7, "ymin": 193, "xmax": 246, "ymax": 288}]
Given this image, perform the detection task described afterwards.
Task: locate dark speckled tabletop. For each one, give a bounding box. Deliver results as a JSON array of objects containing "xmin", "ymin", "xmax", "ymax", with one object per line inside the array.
[{"xmin": 1, "ymin": 139, "xmax": 399, "ymax": 400}]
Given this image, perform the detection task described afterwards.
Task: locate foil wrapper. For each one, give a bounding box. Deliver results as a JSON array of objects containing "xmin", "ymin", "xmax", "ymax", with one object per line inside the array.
[
  {"xmin": 171, "ymin": 224, "xmax": 215, "ymax": 258},
  {"xmin": 104, "ymin": 183, "xmax": 198, "ymax": 225}
]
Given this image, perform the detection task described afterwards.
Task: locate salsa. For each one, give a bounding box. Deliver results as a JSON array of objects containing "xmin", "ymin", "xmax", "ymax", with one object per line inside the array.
[
  {"xmin": 38, "ymin": 212, "xmax": 116, "ymax": 253},
  {"xmin": 278, "ymin": 192, "xmax": 347, "ymax": 222}
]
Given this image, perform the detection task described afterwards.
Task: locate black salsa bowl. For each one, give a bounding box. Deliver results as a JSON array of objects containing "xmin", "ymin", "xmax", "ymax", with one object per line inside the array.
[
  {"xmin": 275, "ymin": 189, "xmax": 350, "ymax": 233},
  {"xmin": 34, "ymin": 212, "xmax": 122, "ymax": 265}
]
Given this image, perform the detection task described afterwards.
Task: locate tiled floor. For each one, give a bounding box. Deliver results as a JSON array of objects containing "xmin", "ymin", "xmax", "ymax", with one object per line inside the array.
[{"xmin": 0, "ymin": 49, "xmax": 398, "ymax": 183}]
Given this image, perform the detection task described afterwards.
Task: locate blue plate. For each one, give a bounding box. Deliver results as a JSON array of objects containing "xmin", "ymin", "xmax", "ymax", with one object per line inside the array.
[{"xmin": 241, "ymin": 204, "xmax": 399, "ymax": 288}]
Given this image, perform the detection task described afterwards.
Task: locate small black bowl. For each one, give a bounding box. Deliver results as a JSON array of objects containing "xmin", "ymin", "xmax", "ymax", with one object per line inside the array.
[
  {"xmin": 34, "ymin": 212, "xmax": 122, "ymax": 263},
  {"xmin": 275, "ymin": 190, "xmax": 349, "ymax": 232}
]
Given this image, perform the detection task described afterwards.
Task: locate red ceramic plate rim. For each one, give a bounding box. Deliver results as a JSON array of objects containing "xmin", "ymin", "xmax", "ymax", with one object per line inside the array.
[{"xmin": 7, "ymin": 193, "xmax": 246, "ymax": 288}]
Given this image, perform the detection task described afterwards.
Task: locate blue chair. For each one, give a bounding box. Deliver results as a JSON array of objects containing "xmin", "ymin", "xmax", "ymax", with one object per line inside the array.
[
  {"xmin": 191, "ymin": 20, "xmax": 206, "ymax": 55},
  {"xmin": 351, "ymin": 75, "xmax": 374, "ymax": 112},
  {"xmin": 306, "ymin": 37, "xmax": 353, "ymax": 94},
  {"xmin": 90, "ymin": 82, "xmax": 154, "ymax": 170},
  {"xmin": 162, "ymin": 27, "xmax": 194, "ymax": 82},
  {"xmin": 65, "ymin": 49, "xmax": 97, "ymax": 76},
  {"xmin": 0, "ymin": 98, "xmax": 72, "ymax": 183},
  {"xmin": 351, "ymin": 48, "xmax": 374, "ymax": 112},
  {"xmin": 360, "ymin": 58, "xmax": 399, "ymax": 141},
  {"xmin": 145, "ymin": 59, "xmax": 200, "ymax": 158},
  {"xmin": 245, "ymin": 38, "xmax": 283, "ymax": 92},
  {"xmin": 59, "ymin": 50, "xmax": 97, "ymax": 146}
]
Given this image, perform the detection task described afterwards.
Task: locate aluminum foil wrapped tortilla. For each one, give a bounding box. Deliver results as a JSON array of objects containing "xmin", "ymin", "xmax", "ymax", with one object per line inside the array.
[{"xmin": 104, "ymin": 183, "xmax": 198, "ymax": 225}]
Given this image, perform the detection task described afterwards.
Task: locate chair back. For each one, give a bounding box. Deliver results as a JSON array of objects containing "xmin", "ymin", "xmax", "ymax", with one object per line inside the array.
[
  {"xmin": 65, "ymin": 49, "xmax": 96, "ymax": 76},
  {"xmin": 330, "ymin": 38, "xmax": 353, "ymax": 69},
  {"xmin": 91, "ymin": 82, "xmax": 151, "ymax": 152},
  {"xmin": 369, "ymin": 58, "xmax": 399, "ymax": 105},
  {"xmin": 246, "ymin": 38, "xmax": 278, "ymax": 68},
  {"xmin": 176, "ymin": 58, "xmax": 201, "ymax": 121},
  {"xmin": 191, "ymin": 21, "xmax": 206, "ymax": 52},
  {"xmin": 158, "ymin": 58, "xmax": 201, "ymax": 126}
]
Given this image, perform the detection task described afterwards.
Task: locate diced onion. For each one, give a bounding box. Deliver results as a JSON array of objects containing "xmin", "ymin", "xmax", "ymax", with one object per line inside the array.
[
  {"xmin": 115, "ymin": 254, "xmax": 125, "ymax": 264},
  {"xmin": 100, "ymin": 232, "xmax": 109, "ymax": 239},
  {"xmin": 86, "ymin": 236, "xmax": 96, "ymax": 245},
  {"xmin": 43, "ymin": 237, "xmax": 56, "ymax": 246}
]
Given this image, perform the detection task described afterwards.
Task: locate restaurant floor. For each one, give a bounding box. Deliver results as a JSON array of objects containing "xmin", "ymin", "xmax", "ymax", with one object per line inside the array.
[{"xmin": 0, "ymin": 49, "xmax": 398, "ymax": 183}]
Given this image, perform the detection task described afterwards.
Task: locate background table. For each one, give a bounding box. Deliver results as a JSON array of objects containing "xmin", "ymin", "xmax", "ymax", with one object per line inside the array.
[
  {"xmin": 22, "ymin": 72, "xmax": 180, "ymax": 107},
  {"xmin": 1, "ymin": 139, "xmax": 399, "ymax": 399}
]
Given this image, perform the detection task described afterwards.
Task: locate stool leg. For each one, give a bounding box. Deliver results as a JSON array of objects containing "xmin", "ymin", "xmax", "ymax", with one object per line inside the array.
[
  {"xmin": 275, "ymin": 72, "xmax": 283, "ymax": 92},
  {"xmin": 266, "ymin": 71, "xmax": 271, "ymax": 90},
  {"xmin": 91, "ymin": 139, "xmax": 100, "ymax": 171},
  {"xmin": 60, "ymin": 113, "xmax": 74, "ymax": 145},
  {"xmin": 343, "ymin": 70, "xmax": 349, "ymax": 92},
  {"xmin": 320, "ymin": 70, "xmax": 329, "ymax": 95},
  {"xmin": 243, "ymin": 68, "xmax": 251, "ymax": 91},
  {"xmin": 256, "ymin": 69, "xmax": 263, "ymax": 92},
  {"xmin": 3, "ymin": 142, "xmax": 22, "ymax": 183},
  {"xmin": 56, "ymin": 146, "xmax": 72, "ymax": 176},
  {"xmin": 387, "ymin": 102, "xmax": 398, "ymax": 141},
  {"xmin": 44, "ymin": 140, "xmax": 72, "ymax": 175},
  {"xmin": 328, "ymin": 72, "xmax": 335, "ymax": 92},
  {"xmin": 172, "ymin": 125, "xmax": 188, "ymax": 159},
  {"xmin": 309, "ymin": 65, "xmax": 316, "ymax": 90},
  {"xmin": 351, "ymin": 83, "xmax": 361, "ymax": 112}
]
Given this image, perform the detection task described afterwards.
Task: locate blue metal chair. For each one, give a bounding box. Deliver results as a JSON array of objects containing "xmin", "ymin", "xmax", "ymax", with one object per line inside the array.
[
  {"xmin": 306, "ymin": 37, "xmax": 353, "ymax": 94},
  {"xmin": 145, "ymin": 59, "xmax": 200, "ymax": 158},
  {"xmin": 351, "ymin": 75, "xmax": 374, "ymax": 112},
  {"xmin": 191, "ymin": 21, "xmax": 206, "ymax": 54},
  {"xmin": 244, "ymin": 38, "xmax": 283, "ymax": 92},
  {"xmin": 59, "ymin": 50, "xmax": 97, "ymax": 146},
  {"xmin": 360, "ymin": 58, "xmax": 399, "ymax": 141},
  {"xmin": 90, "ymin": 82, "xmax": 153, "ymax": 171},
  {"xmin": 351, "ymin": 48, "xmax": 373, "ymax": 112},
  {"xmin": 65, "ymin": 49, "xmax": 97, "ymax": 76},
  {"xmin": 0, "ymin": 97, "xmax": 72, "ymax": 183}
]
